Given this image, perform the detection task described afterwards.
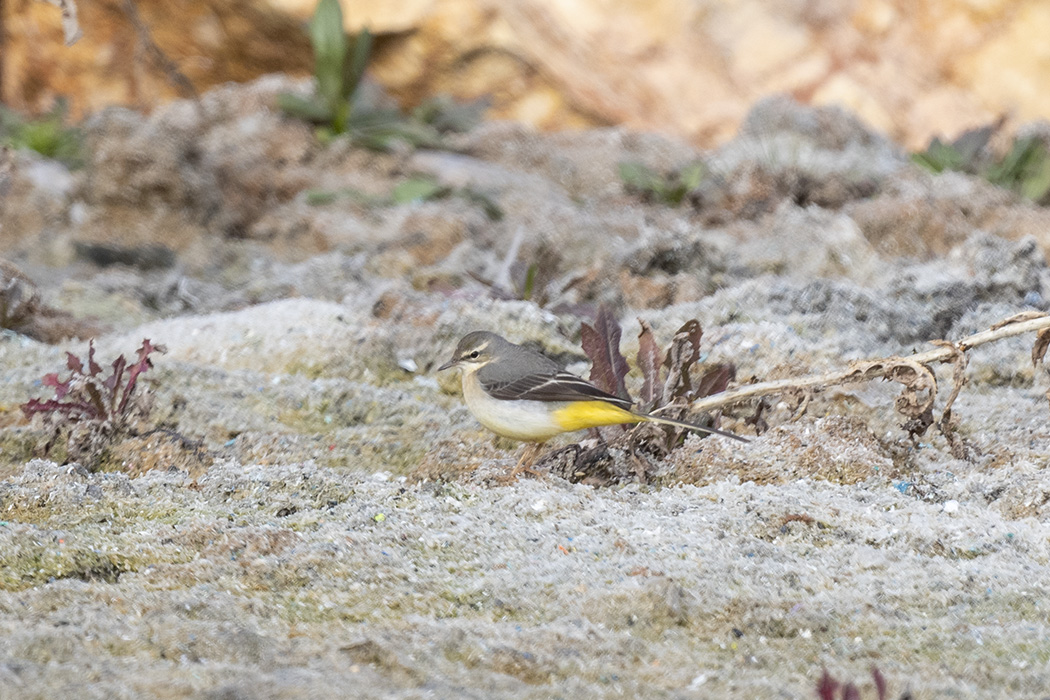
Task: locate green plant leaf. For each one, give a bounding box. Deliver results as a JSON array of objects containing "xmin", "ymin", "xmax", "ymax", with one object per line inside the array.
[
  {"xmin": 276, "ymin": 93, "xmax": 333, "ymax": 123},
  {"xmin": 305, "ymin": 189, "xmax": 340, "ymax": 205},
  {"xmin": 986, "ymin": 138, "xmax": 1025, "ymax": 186},
  {"xmin": 984, "ymin": 136, "xmax": 1044, "ymax": 202},
  {"xmin": 460, "ymin": 189, "xmax": 503, "ymax": 221},
  {"xmin": 0, "ymin": 101, "xmax": 83, "ymax": 167},
  {"xmin": 342, "ymin": 27, "xmax": 373, "ymax": 102},
  {"xmin": 618, "ymin": 161, "xmax": 661, "ymax": 192},
  {"xmin": 619, "ymin": 161, "xmax": 702, "ymax": 206},
  {"xmin": 309, "ymin": 0, "xmax": 348, "ymax": 110},
  {"xmin": 521, "ymin": 263, "xmax": 538, "ymax": 301},
  {"xmin": 994, "ymin": 137, "xmax": 1050, "ymax": 202},
  {"xmin": 392, "ymin": 176, "xmax": 445, "ymax": 203},
  {"xmin": 913, "ymin": 136, "xmax": 981, "ymax": 175},
  {"xmin": 413, "ymin": 95, "xmax": 488, "ymax": 134},
  {"xmin": 348, "ymin": 109, "xmax": 445, "ymax": 151},
  {"xmin": 1020, "ymin": 157, "xmax": 1050, "ymax": 202},
  {"xmin": 306, "ymin": 187, "xmax": 375, "ymax": 206},
  {"xmin": 679, "ymin": 162, "xmax": 705, "ymax": 192}
]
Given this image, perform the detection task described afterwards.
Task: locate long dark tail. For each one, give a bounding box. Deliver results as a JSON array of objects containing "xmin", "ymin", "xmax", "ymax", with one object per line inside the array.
[{"xmin": 636, "ymin": 412, "xmax": 750, "ymax": 443}]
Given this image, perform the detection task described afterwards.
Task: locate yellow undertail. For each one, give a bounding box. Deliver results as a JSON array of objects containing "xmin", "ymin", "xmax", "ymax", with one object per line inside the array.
[
  {"xmin": 551, "ymin": 401, "xmax": 643, "ymax": 432},
  {"xmin": 553, "ymin": 400, "xmax": 750, "ymax": 443}
]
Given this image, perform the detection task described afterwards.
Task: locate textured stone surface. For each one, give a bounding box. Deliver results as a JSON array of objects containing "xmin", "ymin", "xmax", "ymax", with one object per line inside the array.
[
  {"xmin": 5, "ymin": 0, "xmax": 1050, "ymax": 148},
  {"xmin": 0, "ymin": 77, "xmax": 1049, "ymax": 698}
]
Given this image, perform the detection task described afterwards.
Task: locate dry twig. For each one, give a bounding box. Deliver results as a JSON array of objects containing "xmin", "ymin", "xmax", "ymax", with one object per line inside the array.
[
  {"xmin": 121, "ymin": 0, "xmax": 201, "ymax": 106},
  {"xmin": 687, "ymin": 313, "xmax": 1050, "ymax": 432}
]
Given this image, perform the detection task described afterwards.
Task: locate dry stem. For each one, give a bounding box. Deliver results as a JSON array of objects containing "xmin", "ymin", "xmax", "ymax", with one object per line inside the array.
[
  {"xmin": 121, "ymin": 0, "xmax": 200, "ymax": 106},
  {"xmin": 688, "ymin": 313, "xmax": 1050, "ymax": 416}
]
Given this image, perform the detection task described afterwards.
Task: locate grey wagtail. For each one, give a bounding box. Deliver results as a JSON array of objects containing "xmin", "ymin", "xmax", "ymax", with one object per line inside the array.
[{"xmin": 438, "ymin": 332, "xmax": 748, "ymax": 461}]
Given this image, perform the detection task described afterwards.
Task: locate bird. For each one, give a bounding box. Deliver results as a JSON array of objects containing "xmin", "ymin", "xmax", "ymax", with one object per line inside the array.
[{"xmin": 437, "ymin": 331, "xmax": 748, "ymax": 473}]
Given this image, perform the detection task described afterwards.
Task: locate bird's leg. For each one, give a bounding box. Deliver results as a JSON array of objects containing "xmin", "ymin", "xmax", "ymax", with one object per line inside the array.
[{"xmin": 509, "ymin": 441, "xmax": 547, "ymax": 479}]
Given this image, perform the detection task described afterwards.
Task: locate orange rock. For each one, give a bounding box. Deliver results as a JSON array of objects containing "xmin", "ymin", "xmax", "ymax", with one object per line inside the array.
[
  {"xmin": 1, "ymin": 0, "xmax": 311, "ymax": 117},
  {"xmin": 4, "ymin": 0, "xmax": 1050, "ymax": 148}
]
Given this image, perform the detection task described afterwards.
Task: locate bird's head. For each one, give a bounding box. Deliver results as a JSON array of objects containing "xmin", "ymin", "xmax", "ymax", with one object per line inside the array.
[{"xmin": 437, "ymin": 331, "xmax": 503, "ymax": 372}]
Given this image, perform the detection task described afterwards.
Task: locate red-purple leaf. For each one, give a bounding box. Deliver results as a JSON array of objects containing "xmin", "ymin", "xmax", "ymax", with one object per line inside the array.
[
  {"xmin": 21, "ymin": 397, "xmax": 97, "ymax": 420},
  {"xmin": 137, "ymin": 339, "xmax": 158, "ymax": 361},
  {"xmin": 41, "ymin": 373, "xmax": 71, "ymax": 399},
  {"xmin": 82, "ymin": 382, "xmax": 107, "ymax": 419},
  {"xmin": 118, "ymin": 338, "xmax": 162, "ymax": 414},
  {"xmin": 581, "ymin": 307, "xmax": 631, "ymax": 402},
  {"xmin": 20, "ymin": 338, "xmax": 163, "ymax": 427},
  {"xmin": 636, "ymin": 319, "xmax": 664, "ymax": 410},
  {"xmin": 105, "ymin": 356, "xmax": 127, "ymax": 416},
  {"xmin": 871, "ymin": 667, "xmax": 887, "ymax": 700},
  {"xmin": 21, "ymin": 398, "xmax": 59, "ymax": 417},
  {"xmin": 104, "ymin": 357, "xmax": 125, "ymax": 391},
  {"xmin": 694, "ymin": 363, "xmax": 735, "ymax": 399},
  {"xmin": 842, "ymin": 682, "xmax": 860, "ymax": 700},
  {"xmin": 86, "ymin": 341, "xmax": 102, "ymax": 376},
  {"xmin": 816, "ymin": 669, "xmax": 838, "ymax": 700},
  {"xmin": 107, "ymin": 355, "xmax": 127, "ymax": 416},
  {"xmin": 66, "ymin": 351, "xmax": 83, "ymax": 374}
]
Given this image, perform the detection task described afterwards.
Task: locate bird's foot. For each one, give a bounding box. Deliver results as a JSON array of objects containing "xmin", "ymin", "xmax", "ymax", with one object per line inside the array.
[{"xmin": 502, "ymin": 442, "xmax": 547, "ymax": 481}]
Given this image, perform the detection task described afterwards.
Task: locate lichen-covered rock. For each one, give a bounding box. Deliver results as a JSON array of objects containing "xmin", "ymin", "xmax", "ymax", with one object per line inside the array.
[{"xmin": 0, "ymin": 77, "xmax": 1048, "ymax": 699}]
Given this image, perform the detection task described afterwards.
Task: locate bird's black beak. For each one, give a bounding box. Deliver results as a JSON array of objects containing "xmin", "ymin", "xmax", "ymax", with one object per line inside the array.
[{"xmin": 437, "ymin": 359, "xmax": 458, "ymax": 372}]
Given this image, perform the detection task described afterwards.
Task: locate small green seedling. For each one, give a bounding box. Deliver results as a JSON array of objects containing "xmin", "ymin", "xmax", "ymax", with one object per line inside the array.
[
  {"xmin": 0, "ymin": 99, "xmax": 83, "ymax": 167},
  {"xmin": 279, "ymin": 0, "xmax": 483, "ymax": 150},
  {"xmin": 619, "ymin": 161, "xmax": 705, "ymax": 206},
  {"xmin": 912, "ymin": 121, "xmax": 1050, "ymax": 204}
]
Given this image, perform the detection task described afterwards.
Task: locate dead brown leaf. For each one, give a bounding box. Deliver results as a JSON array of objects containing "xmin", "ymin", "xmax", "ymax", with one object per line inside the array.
[
  {"xmin": 1033, "ymin": 328, "xmax": 1050, "ymax": 366},
  {"xmin": 663, "ymin": 319, "xmax": 703, "ymax": 402},
  {"xmin": 845, "ymin": 358, "xmax": 937, "ymax": 436},
  {"xmin": 581, "ymin": 306, "xmax": 631, "ymax": 401},
  {"xmin": 695, "ymin": 363, "xmax": 736, "ymax": 400},
  {"xmin": 636, "ymin": 318, "xmax": 664, "ymax": 411}
]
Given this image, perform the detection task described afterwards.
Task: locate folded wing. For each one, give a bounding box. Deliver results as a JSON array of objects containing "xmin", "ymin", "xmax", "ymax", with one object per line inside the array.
[{"xmin": 482, "ymin": 371, "xmax": 634, "ymax": 410}]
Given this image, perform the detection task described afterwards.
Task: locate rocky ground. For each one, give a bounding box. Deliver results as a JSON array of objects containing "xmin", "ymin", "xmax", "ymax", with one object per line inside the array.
[{"xmin": 1, "ymin": 76, "xmax": 1049, "ymax": 698}]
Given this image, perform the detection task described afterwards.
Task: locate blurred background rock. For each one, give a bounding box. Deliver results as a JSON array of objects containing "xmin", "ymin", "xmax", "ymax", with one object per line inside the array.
[{"xmin": 4, "ymin": 0, "xmax": 1049, "ymax": 149}]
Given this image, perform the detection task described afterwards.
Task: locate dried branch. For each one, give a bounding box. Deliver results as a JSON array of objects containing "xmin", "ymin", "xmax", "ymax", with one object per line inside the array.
[
  {"xmin": 926, "ymin": 338, "xmax": 974, "ymax": 455},
  {"xmin": 121, "ymin": 0, "xmax": 200, "ymax": 106},
  {"xmin": 686, "ymin": 313, "xmax": 1050, "ymax": 422}
]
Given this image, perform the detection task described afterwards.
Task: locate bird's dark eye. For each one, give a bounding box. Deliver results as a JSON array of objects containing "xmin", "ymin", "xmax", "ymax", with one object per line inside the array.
[{"xmin": 468, "ymin": 350, "xmax": 480, "ymax": 359}]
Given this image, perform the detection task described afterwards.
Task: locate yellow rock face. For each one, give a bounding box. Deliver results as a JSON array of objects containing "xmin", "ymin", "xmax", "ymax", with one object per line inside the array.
[
  {"xmin": 2, "ymin": 0, "xmax": 311, "ymax": 116},
  {"xmin": 4, "ymin": 0, "xmax": 1050, "ymax": 147}
]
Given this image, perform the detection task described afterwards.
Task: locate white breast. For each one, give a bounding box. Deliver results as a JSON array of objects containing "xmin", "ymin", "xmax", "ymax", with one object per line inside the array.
[{"xmin": 461, "ymin": 370, "xmax": 564, "ymax": 442}]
